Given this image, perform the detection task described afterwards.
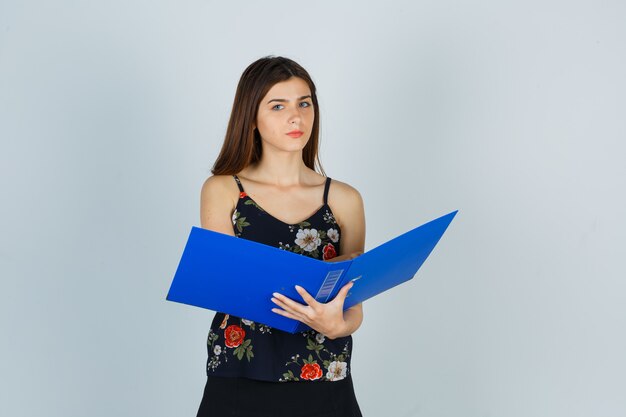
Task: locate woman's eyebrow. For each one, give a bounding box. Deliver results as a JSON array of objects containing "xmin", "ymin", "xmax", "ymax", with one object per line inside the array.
[{"xmin": 267, "ymin": 95, "xmax": 312, "ymax": 104}]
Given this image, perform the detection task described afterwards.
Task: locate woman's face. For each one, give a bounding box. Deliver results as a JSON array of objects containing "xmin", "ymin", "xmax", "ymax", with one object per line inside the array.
[{"xmin": 254, "ymin": 77, "xmax": 314, "ymax": 153}]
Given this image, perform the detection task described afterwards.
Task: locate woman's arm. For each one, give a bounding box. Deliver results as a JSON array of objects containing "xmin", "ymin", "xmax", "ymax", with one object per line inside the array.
[{"xmin": 329, "ymin": 183, "xmax": 366, "ymax": 338}]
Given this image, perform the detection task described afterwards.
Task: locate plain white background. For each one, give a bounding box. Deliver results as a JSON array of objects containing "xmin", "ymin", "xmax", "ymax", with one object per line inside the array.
[{"xmin": 1, "ymin": 1, "xmax": 625, "ymax": 416}]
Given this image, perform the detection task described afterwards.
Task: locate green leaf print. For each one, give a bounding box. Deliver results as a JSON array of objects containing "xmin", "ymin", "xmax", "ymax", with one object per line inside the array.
[
  {"xmin": 281, "ymin": 370, "xmax": 299, "ymax": 382},
  {"xmin": 244, "ymin": 199, "xmax": 264, "ymax": 211},
  {"xmin": 306, "ymin": 338, "xmax": 317, "ymax": 351},
  {"xmin": 235, "ymin": 216, "xmax": 250, "ymax": 233},
  {"xmin": 305, "ymin": 338, "xmax": 324, "ymax": 353},
  {"xmin": 234, "ymin": 339, "xmax": 252, "ymax": 360},
  {"xmin": 234, "ymin": 346, "xmax": 243, "ymax": 360}
]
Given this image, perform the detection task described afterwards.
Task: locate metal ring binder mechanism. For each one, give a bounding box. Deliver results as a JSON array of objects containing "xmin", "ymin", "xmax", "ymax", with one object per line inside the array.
[{"xmin": 166, "ymin": 210, "xmax": 458, "ymax": 334}]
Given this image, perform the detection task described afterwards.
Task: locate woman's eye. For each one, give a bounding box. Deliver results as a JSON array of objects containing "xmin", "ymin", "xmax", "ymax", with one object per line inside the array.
[{"xmin": 271, "ymin": 102, "xmax": 311, "ymax": 110}]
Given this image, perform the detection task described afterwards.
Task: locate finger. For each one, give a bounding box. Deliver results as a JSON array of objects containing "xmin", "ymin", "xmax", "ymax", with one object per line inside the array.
[
  {"xmin": 333, "ymin": 281, "xmax": 354, "ymax": 303},
  {"xmin": 271, "ymin": 293, "xmax": 308, "ymax": 316},
  {"xmin": 271, "ymin": 306, "xmax": 308, "ymax": 323},
  {"xmin": 270, "ymin": 295, "xmax": 294, "ymax": 312},
  {"xmin": 272, "ymin": 308, "xmax": 309, "ymax": 324},
  {"xmin": 270, "ymin": 298, "xmax": 308, "ymax": 321},
  {"xmin": 294, "ymin": 285, "xmax": 319, "ymax": 307}
]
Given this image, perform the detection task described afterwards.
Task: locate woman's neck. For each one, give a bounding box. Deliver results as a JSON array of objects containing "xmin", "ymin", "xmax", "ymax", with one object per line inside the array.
[{"xmin": 244, "ymin": 152, "xmax": 311, "ymax": 187}]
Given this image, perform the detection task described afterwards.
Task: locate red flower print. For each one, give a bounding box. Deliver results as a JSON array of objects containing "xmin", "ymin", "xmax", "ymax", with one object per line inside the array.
[
  {"xmin": 323, "ymin": 243, "xmax": 337, "ymax": 260},
  {"xmin": 300, "ymin": 363, "xmax": 323, "ymax": 381},
  {"xmin": 239, "ymin": 191, "xmax": 247, "ymax": 198},
  {"xmin": 224, "ymin": 324, "xmax": 245, "ymax": 348}
]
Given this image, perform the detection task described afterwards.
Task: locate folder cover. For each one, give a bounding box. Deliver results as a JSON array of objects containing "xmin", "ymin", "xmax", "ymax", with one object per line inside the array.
[{"xmin": 166, "ymin": 210, "xmax": 458, "ymax": 333}]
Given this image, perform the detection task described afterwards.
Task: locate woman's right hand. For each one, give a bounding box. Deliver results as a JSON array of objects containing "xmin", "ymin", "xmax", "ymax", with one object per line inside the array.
[{"xmin": 324, "ymin": 251, "xmax": 364, "ymax": 263}]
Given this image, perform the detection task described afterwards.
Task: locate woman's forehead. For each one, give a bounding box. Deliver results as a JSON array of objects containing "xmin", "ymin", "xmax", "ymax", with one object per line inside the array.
[{"xmin": 264, "ymin": 78, "xmax": 311, "ymax": 100}]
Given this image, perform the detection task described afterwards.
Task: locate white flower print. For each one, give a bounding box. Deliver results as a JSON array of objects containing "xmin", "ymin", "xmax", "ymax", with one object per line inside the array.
[
  {"xmin": 327, "ymin": 228, "xmax": 339, "ymax": 243},
  {"xmin": 214, "ymin": 345, "xmax": 222, "ymax": 355},
  {"xmin": 315, "ymin": 333, "xmax": 326, "ymax": 344},
  {"xmin": 326, "ymin": 361, "xmax": 348, "ymax": 381},
  {"xmin": 231, "ymin": 210, "xmax": 238, "ymax": 225},
  {"xmin": 294, "ymin": 228, "xmax": 321, "ymax": 252},
  {"xmin": 242, "ymin": 319, "xmax": 253, "ymax": 326},
  {"xmin": 323, "ymin": 208, "xmax": 336, "ymax": 223}
]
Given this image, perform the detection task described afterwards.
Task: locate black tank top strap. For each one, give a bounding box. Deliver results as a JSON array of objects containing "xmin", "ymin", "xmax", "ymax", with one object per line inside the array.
[
  {"xmin": 323, "ymin": 177, "xmax": 331, "ymax": 205},
  {"xmin": 233, "ymin": 175, "xmax": 245, "ymax": 193}
]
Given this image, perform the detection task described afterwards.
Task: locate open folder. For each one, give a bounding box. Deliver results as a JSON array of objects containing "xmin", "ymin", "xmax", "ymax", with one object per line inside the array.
[{"xmin": 166, "ymin": 210, "xmax": 458, "ymax": 333}]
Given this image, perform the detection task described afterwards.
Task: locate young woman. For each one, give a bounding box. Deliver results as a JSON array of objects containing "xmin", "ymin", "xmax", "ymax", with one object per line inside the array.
[{"xmin": 196, "ymin": 55, "xmax": 366, "ymax": 417}]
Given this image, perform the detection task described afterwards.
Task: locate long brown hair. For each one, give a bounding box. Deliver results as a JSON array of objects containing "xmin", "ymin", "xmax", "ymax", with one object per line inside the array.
[{"xmin": 211, "ymin": 55, "xmax": 325, "ymax": 176}]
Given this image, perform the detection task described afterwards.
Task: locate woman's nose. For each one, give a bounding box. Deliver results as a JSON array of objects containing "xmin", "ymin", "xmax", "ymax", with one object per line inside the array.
[{"xmin": 288, "ymin": 113, "xmax": 301, "ymax": 125}]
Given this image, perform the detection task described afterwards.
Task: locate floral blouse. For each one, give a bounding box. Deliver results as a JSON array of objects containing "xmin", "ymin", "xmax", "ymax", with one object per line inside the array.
[{"xmin": 204, "ymin": 174, "xmax": 353, "ymax": 383}]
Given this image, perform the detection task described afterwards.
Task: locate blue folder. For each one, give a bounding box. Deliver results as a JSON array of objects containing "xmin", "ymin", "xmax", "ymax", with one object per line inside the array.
[{"xmin": 166, "ymin": 210, "xmax": 458, "ymax": 333}]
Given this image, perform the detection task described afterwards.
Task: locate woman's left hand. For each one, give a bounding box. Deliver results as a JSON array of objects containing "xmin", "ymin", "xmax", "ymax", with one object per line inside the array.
[{"xmin": 270, "ymin": 281, "xmax": 355, "ymax": 339}]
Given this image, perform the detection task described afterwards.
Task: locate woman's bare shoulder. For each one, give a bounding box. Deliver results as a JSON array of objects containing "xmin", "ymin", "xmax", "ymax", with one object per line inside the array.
[
  {"xmin": 200, "ymin": 175, "xmax": 240, "ymax": 232},
  {"xmin": 201, "ymin": 174, "xmax": 239, "ymax": 200},
  {"xmin": 328, "ymin": 177, "xmax": 363, "ymax": 203},
  {"xmin": 327, "ymin": 177, "xmax": 365, "ymax": 223},
  {"xmin": 327, "ymin": 177, "xmax": 366, "ymax": 253},
  {"xmin": 202, "ymin": 173, "xmax": 237, "ymax": 188}
]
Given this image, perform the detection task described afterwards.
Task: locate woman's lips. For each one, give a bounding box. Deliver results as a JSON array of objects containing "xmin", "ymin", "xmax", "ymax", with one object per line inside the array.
[{"xmin": 287, "ymin": 131, "xmax": 304, "ymax": 138}]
